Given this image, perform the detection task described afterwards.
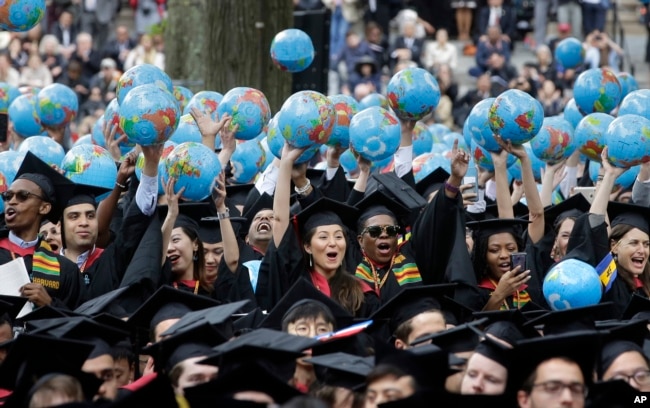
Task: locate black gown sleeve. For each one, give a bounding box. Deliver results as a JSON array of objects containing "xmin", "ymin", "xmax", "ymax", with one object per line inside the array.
[
  {"xmin": 316, "ymin": 166, "xmax": 351, "ymax": 203},
  {"xmin": 119, "ymin": 211, "xmax": 163, "ymax": 289}
]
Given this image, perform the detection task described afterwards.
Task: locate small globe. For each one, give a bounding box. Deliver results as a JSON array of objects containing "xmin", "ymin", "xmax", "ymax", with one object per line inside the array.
[
  {"xmin": 230, "ymin": 140, "xmax": 266, "ymax": 183},
  {"xmin": 359, "ymin": 93, "xmax": 389, "ymax": 110},
  {"xmin": 73, "ymin": 134, "xmax": 92, "ymax": 147},
  {"xmin": 428, "ymin": 123, "xmax": 451, "ymax": 144},
  {"xmin": 470, "ymin": 140, "xmax": 516, "ymax": 172},
  {"xmin": 326, "ymin": 94, "xmax": 359, "ymax": 147},
  {"xmin": 116, "ymin": 63, "xmax": 174, "ymax": 104},
  {"xmin": 349, "ymin": 106, "xmax": 400, "ymax": 162},
  {"xmin": 0, "ymin": 0, "xmax": 45, "ymax": 31},
  {"xmin": 183, "ymin": 90, "xmax": 223, "ymax": 121},
  {"xmin": 604, "ymin": 114, "xmax": 650, "ymax": 168},
  {"xmin": 9, "ymin": 94, "xmax": 42, "ymax": 137},
  {"xmin": 173, "ymin": 86, "xmax": 194, "ymax": 113},
  {"xmin": 170, "ymin": 114, "xmax": 204, "ymax": 145},
  {"xmin": 386, "ymin": 67, "xmax": 440, "ymax": 121},
  {"xmin": 617, "ymin": 72, "xmax": 639, "ymax": 100},
  {"xmin": 413, "ymin": 153, "xmax": 450, "ymax": 183},
  {"xmin": 135, "ymin": 140, "xmax": 176, "ymax": 195},
  {"xmin": 574, "ymin": 112, "xmax": 614, "ymax": 161},
  {"xmin": 339, "ymin": 148, "xmax": 359, "ymax": 177},
  {"xmin": 17, "ymin": 135, "xmax": 65, "ymax": 166},
  {"xmin": 554, "ymin": 38, "xmax": 585, "ymax": 69},
  {"xmin": 163, "ymin": 142, "xmax": 222, "ymax": 201},
  {"xmin": 270, "ymin": 29, "xmax": 315, "ymax": 73},
  {"xmin": 0, "ymin": 150, "xmax": 25, "ymax": 185},
  {"xmin": 266, "ymin": 115, "xmax": 318, "ymax": 164},
  {"xmin": 508, "ymin": 143, "xmax": 545, "ymax": 181},
  {"xmin": 37, "ymin": 83, "xmax": 78, "ymax": 127},
  {"xmin": 276, "ymin": 90, "xmax": 335, "ymax": 148},
  {"xmin": 573, "ymin": 68, "xmax": 622, "ymax": 114},
  {"xmin": 430, "ymin": 142, "xmax": 449, "ymax": 156},
  {"xmin": 488, "ymin": 89, "xmax": 544, "ymax": 144},
  {"xmin": 563, "ymin": 98, "xmax": 584, "ymax": 128},
  {"xmin": 412, "ymin": 122, "xmax": 433, "ymax": 157},
  {"xmin": 618, "ymin": 89, "xmax": 650, "ymax": 120},
  {"xmin": 441, "ymin": 132, "xmax": 468, "ymax": 152},
  {"xmin": 543, "ymin": 258, "xmax": 602, "ymax": 310},
  {"xmin": 530, "ymin": 116, "xmax": 576, "ymax": 164},
  {"xmin": 61, "ymin": 145, "xmax": 118, "ymax": 198},
  {"xmin": 104, "ymin": 98, "xmax": 135, "ymax": 155},
  {"xmin": 119, "ymin": 83, "xmax": 181, "ymax": 146},
  {"xmin": 91, "ymin": 116, "xmax": 105, "ymax": 147},
  {"xmin": 614, "ymin": 165, "xmax": 640, "ymax": 190},
  {"xmin": 217, "ymin": 87, "xmax": 271, "ymax": 141},
  {"xmin": 467, "ymin": 97, "xmax": 499, "ymax": 152},
  {"xmin": 258, "ymin": 137, "xmax": 274, "ymax": 171},
  {"xmin": 0, "ymin": 82, "xmax": 21, "ymax": 113}
]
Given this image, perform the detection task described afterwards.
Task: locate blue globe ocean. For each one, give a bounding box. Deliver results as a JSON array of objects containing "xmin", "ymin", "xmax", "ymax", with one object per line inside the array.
[
  {"xmin": 604, "ymin": 114, "xmax": 650, "ymax": 167},
  {"xmin": 9, "ymin": 94, "xmax": 42, "ymax": 138},
  {"xmin": 116, "ymin": 63, "xmax": 174, "ymax": 104},
  {"xmin": 530, "ymin": 116, "xmax": 576, "ymax": 164},
  {"xmin": 327, "ymin": 94, "xmax": 359, "ymax": 148},
  {"xmin": 37, "ymin": 83, "xmax": 79, "ymax": 127},
  {"xmin": 386, "ymin": 67, "xmax": 440, "ymax": 121},
  {"xmin": 573, "ymin": 68, "xmax": 622, "ymax": 114},
  {"xmin": 61, "ymin": 145, "xmax": 118, "ymax": 201},
  {"xmin": 217, "ymin": 87, "xmax": 272, "ymax": 141},
  {"xmin": 488, "ymin": 89, "xmax": 543, "ymax": 145},
  {"xmin": 276, "ymin": 90, "xmax": 335, "ymax": 148},
  {"xmin": 230, "ymin": 140, "xmax": 266, "ymax": 184},
  {"xmin": 554, "ymin": 37, "xmax": 584, "ymax": 69},
  {"xmin": 349, "ymin": 106, "xmax": 401, "ymax": 162},
  {"xmin": 618, "ymin": 89, "xmax": 650, "ymax": 120},
  {"xmin": 467, "ymin": 97, "xmax": 499, "ymax": 152},
  {"xmin": 543, "ymin": 259, "xmax": 602, "ymax": 310},
  {"xmin": 183, "ymin": 90, "xmax": 223, "ymax": 121},
  {"xmin": 170, "ymin": 114, "xmax": 204, "ymax": 145},
  {"xmin": 270, "ymin": 29, "xmax": 315, "ymax": 73},
  {"xmin": 574, "ymin": 112, "xmax": 614, "ymax": 161},
  {"xmin": 563, "ymin": 98, "xmax": 584, "ymax": 128},
  {"xmin": 18, "ymin": 136, "xmax": 65, "ymax": 166},
  {"xmin": 119, "ymin": 83, "xmax": 180, "ymax": 146},
  {"xmin": 163, "ymin": 142, "xmax": 222, "ymax": 201}
]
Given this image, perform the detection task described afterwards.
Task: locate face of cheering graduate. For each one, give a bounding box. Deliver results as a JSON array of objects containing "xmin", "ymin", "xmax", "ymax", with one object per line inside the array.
[
  {"xmin": 552, "ymin": 218, "xmax": 575, "ymax": 262},
  {"xmin": 63, "ymin": 203, "xmax": 98, "ymax": 253},
  {"xmin": 167, "ymin": 227, "xmax": 198, "ymax": 276},
  {"xmin": 304, "ymin": 225, "xmax": 346, "ymax": 278},
  {"xmin": 517, "ymin": 358, "xmax": 586, "ymax": 408},
  {"xmin": 286, "ymin": 314, "xmax": 334, "ymax": 338},
  {"xmin": 485, "ymin": 232, "xmax": 519, "ymax": 280},
  {"xmin": 611, "ymin": 227, "xmax": 650, "ymax": 277},
  {"xmin": 173, "ymin": 356, "xmax": 219, "ymax": 396},
  {"xmin": 39, "ymin": 221, "xmax": 62, "ymax": 253},
  {"xmin": 364, "ymin": 374, "xmax": 416, "ymax": 407},
  {"xmin": 247, "ymin": 209, "xmax": 274, "ymax": 248},
  {"xmin": 203, "ymin": 242, "xmax": 223, "ymax": 285},
  {"xmin": 83, "ymin": 354, "xmax": 118, "ymax": 401},
  {"xmin": 395, "ymin": 311, "xmax": 447, "ymax": 350},
  {"xmin": 602, "ymin": 350, "xmax": 650, "ymax": 392},
  {"xmin": 4, "ymin": 179, "xmax": 51, "ymax": 238},
  {"xmin": 358, "ymin": 214, "xmax": 399, "ymax": 266},
  {"xmin": 460, "ymin": 352, "xmax": 508, "ymax": 395}
]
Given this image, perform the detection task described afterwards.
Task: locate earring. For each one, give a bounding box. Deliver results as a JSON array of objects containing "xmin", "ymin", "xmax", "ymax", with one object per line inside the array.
[
  {"xmin": 613, "ymin": 253, "xmax": 618, "ymax": 262},
  {"xmin": 309, "ymin": 254, "xmax": 313, "ymax": 268},
  {"xmin": 193, "ymin": 251, "xmax": 198, "ymax": 261}
]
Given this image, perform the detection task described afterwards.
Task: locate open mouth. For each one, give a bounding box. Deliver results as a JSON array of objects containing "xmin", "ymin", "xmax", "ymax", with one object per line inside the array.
[
  {"xmin": 326, "ymin": 251, "xmax": 338, "ymax": 262},
  {"xmin": 498, "ymin": 262, "xmax": 511, "ymax": 272},
  {"xmin": 5, "ymin": 207, "xmax": 16, "ymax": 221},
  {"xmin": 631, "ymin": 257, "xmax": 646, "ymax": 269},
  {"xmin": 377, "ymin": 242, "xmax": 392, "ymax": 255},
  {"xmin": 257, "ymin": 222, "xmax": 271, "ymax": 233},
  {"xmin": 49, "ymin": 243, "xmax": 59, "ymax": 252},
  {"xmin": 169, "ymin": 255, "xmax": 180, "ymax": 264}
]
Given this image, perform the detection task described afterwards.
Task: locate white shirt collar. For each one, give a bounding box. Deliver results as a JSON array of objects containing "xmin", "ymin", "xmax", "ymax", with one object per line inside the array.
[{"xmin": 9, "ymin": 231, "xmax": 39, "ymax": 248}]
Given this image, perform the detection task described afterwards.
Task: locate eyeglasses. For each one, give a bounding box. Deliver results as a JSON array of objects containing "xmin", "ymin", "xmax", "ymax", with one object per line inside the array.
[
  {"xmin": 532, "ymin": 381, "xmax": 588, "ymax": 398},
  {"xmin": 1, "ymin": 190, "xmax": 46, "ymax": 202},
  {"xmin": 611, "ymin": 370, "xmax": 650, "ymax": 386},
  {"xmin": 361, "ymin": 225, "xmax": 400, "ymax": 238}
]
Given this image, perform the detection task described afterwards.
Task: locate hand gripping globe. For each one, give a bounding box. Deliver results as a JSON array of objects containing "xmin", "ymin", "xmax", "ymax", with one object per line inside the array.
[
  {"xmin": 266, "ymin": 115, "xmax": 319, "ymax": 164},
  {"xmin": 9, "ymin": 94, "xmax": 42, "ymax": 138},
  {"xmin": 135, "ymin": 140, "xmax": 177, "ymax": 195},
  {"xmin": 183, "ymin": 90, "xmax": 223, "ymax": 121},
  {"xmin": 574, "ymin": 112, "xmax": 614, "ymax": 161},
  {"xmin": 530, "ymin": 116, "xmax": 576, "ymax": 164},
  {"xmin": 508, "ymin": 143, "xmax": 545, "ymax": 181},
  {"xmin": 349, "ymin": 106, "xmax": 400, "ymax": 162},
  {"xmin": 466, "ymin": 97, "xmax": 499, "ymax": 152},
  {"xmin": 276, "ymin": 90, "xmax": 335, "ymax": 148},
  {"xmin": 61, "ymin": 145, "xmax": 118, "ymax": 198},
  {"xmin": 326, "ymin": 94, "xmax": 359, "ymax": 148},
  {"xmin": 163, "ymin": 142, "xmax": 222, "ymax": 201},
  {"xmin": 270, "ymin": 28, "xmax": 315, "ymax": 73},
  {"xmin": 0, "ymin": 0, "xmax": 45, "ymax": 31},
  {"xmin": 573, "ymin": 68, "xmax": 622, "ymax": 114},
  {"xmin": 17, "ymin": 135, "xmax": 65, "ymax": 166},
  {"xmin": 604, "ymin": 114, "xmax": 650, "ymax": 167},
  {"xmin": 37, "ymin": 83, "xmax": 78, "ymax": 127},
  {"xmin": 216, "ymin": 87, "xmax": 271, "ymax": 141},
  {"xmin": 386, "ymin": 67, "xmax": 440, "ymax": 121},
  {"xmin": 470, "ymin": 140, "xmax": 516, "ymax": 172},
  {"xmin": 488, "ymin": 89, "xmax": 544, "ymax": 145},
  {"xmin": 116, "ymin": 64, "xmax": 174, "ymax": 104},
  {"xmin": 104, "ymin": 98, "xmax": 135, "ymax": 155},
  {"xmin": 543, "ymin": 258, "xmax": 602, "ymax": 310}
]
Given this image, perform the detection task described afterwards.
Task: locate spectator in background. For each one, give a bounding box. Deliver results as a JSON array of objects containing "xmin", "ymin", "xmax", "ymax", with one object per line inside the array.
[
  {"xmin": 470, "ymin": 25, "xmax": 511, "ymax": 76},
  {"xmin": 486, "ymin": 52, "xmax": 518, "ymax": 84},
  {"xmin": 534, "ymin": 0, "xmax": 552, "ymax": 50},
  {"xmin": 79, "ymin": 0, "xmax": 120, "ymax": 52},
  {"xmin": 548, "ymin": 22, "xmax": 573, "ymax": 53},
  {"xmin": 421, "ymin": 28, "xmax": 458, "ymax": 72},
  {"xmin": 8, "ymin": 37, "xmax": 28, "ymax": 71},
  {"xmin": 69, "ymin": 32, "xmax": 102, "ymax": 85},
  {"xmin": 19, "ymin": 53, "xmax": 53, "ymax": 88},
  {"xmin": 363, "ymin": 0, "xmax": 403, "ymax": 41},
  {"xmin": 348, "ymin": 55, "xmax": 381, "ymax": 94},
  {"xmin": 584, "ymin": 30, "xmax": 623, "ymax": 72},
  {"xmin": 537, "ymin": 79, "xmax": 563, "ymax": 116},
  {"xmin": 531, "ymin": 45, "xmax": 558, "ymax": 86},
  {"xmin": 89, "ymin": 58, "xmax": 118, "ymax": 103},
  {"xmin": 57, "ymin": 59, "xmax": 90, "ymax": 106},
  {"xmin": 337, "ymin": 30, "xmax": 374, "ymax": 94},
  {"xmin": 124, "ymin": 34, "xmax": 165, "ymax": 71},
  {"xmin": 434, "ymin": 64, "xmax": 456, "ymax": 128},
  {"xmin": 39, "ymin": 35, "xmax": 65, "ymax": 81},
  {"xmin": 392, "ymin": 8, "xmax": 435, "ymax": 40},
  {"xmin": 322, "ymin": 0, "xmax": 361, "ymax": 71},
  {"xmin": 557, "ymin": 0, "xmax": 583, "ymax": 39},
  {"xmin": 102, "ymin": 25, "xmax": 136, "ymax": 72},
  {"xmin": 475, "ymin": 0, "xmax": 516, "ymax": 45},
  {"xmin": 365, "ymin": 21, "xmax": 388, "ymax": 73},
  {"xmin": 509, "ymin": 73, "xmax": 536, "ymax": 97},
  {"xmin": 131, "ymin": 0, "xmax": 165, "ymax": 36},
  {"xmin": 0, "ymin": 52, "xmax": 20, "ymax": 87},
  {"xmin": 450, "ymin": 0, "xmax": 477, "ymax": 43},
  {"xmin": 644, "ymin": 0, "xmax": 650, "ymax": 71},
  {"xmin": 49, "ymin": 9, "xmax": 77, "ymax": 60},
  {"xmin": 78, "ymin": 86, "xmax": 106, "ymax": 122},
  {"xmin": 453, "ymin": 73, "xmax": 492, "ymax": 127},
  {"xmin": 389, "ymin": 20, "xmax": 424, "ymax": 69},
  {"xmin": 583, "ymin": 0, "xmax": 609, "ymax": 36}
]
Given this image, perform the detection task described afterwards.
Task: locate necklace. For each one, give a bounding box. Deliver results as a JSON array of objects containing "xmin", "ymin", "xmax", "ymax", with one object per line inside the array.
[
  {"xmin": 365, "ymin": 254, "xmax": 396, "ymax": 295},
  {"xmin": 173, "ymin": 280, "xmax": 199, "ymax": 295}
]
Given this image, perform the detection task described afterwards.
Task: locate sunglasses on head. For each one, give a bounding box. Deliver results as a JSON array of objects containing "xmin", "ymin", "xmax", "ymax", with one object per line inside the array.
[
  {"xmin": 1, "ymin": 190, "xmax": 46, "ymax": 202},
  {"xmin": 361, "ymin": 225, "xmax": 401, "ymax": 238}
]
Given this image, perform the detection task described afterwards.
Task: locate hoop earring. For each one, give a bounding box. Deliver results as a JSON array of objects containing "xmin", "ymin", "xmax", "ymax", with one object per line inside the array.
[{"xmin": 193, "ymin": 251, "xmax": 198, "ymax": 261}]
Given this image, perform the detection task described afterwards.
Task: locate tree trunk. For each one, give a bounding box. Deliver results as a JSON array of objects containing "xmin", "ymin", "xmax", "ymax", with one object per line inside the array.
[{"xmin": 205, "ymin": 0, "xmax": 293, "ymax": 112}]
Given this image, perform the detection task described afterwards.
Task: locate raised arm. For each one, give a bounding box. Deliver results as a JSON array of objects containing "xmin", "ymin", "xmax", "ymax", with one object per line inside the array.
[
  {"xmin": 540, "ymin": 160, "xmax": 566, "ymax": 207},
  {"xmin": 161, "ymin": 178, "xmax": 184, "ymax": 267},
  {"xmin": 272, "ymin": 144, "xmax": 305, "ymax": 248},
  {"xmin": 489, "ymin": 148, "xmax": 515, "ymax": 219},
  {"xmin": 213, "ymin": 172, "xmax": 239, "ymax": 274},
  {"xmin": 190, "ymin": 107, "xmax": 230, "ymax": 153}
]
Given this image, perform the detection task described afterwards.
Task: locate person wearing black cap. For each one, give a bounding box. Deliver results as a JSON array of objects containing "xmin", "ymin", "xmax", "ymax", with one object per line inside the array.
[
  {"xmin": 460, "ymin": 336, "xmax": 511, "ymax": 395},
  {"xmin": 598, "ymin": 320, "xmax": 650, "ymax": 392}
]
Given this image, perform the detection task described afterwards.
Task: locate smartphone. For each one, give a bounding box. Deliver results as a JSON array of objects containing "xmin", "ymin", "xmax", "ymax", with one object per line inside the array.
[
  {"xmin": 463, "ymin": 164, "xmax": 479, "ymax": 202},
  {"xmin": 510, "ymin": 252, "xmax": 527, "ymax": 273},
  {"xmin": 0, "ymin": 113, "xmax": 8, "ymax": 143},
  {"xmin": 573, "ymin": 186, "xmax": 596, "ymax": 204}
]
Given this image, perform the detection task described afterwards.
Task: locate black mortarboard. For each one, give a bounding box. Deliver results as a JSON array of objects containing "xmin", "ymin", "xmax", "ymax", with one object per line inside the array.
[
  {"xmin": 14, "ymin": 151, "xmax": 77, "ymax": 223},
  {"xmin": 109, "ymin": 371, "xmax": 178, "ymax": 408},
  {"xmin": 225, "ymin": 183, "xmax": 256, "ymax": 215},
  {"xmin": 241, "ymin": 192, "xmax": 273, "ymax": 233},
  {"xmin": 622, "ymin": 293, "xmax": 650, "ymax": 321},
  {"xmin": 523, "ymin": 303, "xmax": 613, "ymax": 336},
  {"xmin": 0, "ymin": 295, "xmax": 28, "ymax": 322},
  {"xmin": 473, "ymin": 335, "xmax": 512, "ymax": 370},
  {"xmin": 415, "ymin": 167, "xmax": 450, "ymax": 199},
  {"xmin": 369, "ymin": 284, "xmax": 456, "ymax": 335},
  {"xmin": 379, "ymin": 388, "xmax": 511, "ymax": 407},
  {"xmin": 543, "ymin": 194, "xmax": 591, "ymax": 232},
  {"xmin": 198, "ymin": 216, "xmax": 247, "ymax": 244},
  {"xmin": 587, "ymin": 380, "xmax": 639, "ymax": 408},
  {"xmin": 306, "ymin": 168, "xmax": 326, "ymax": 188},
  {"xmin": 233, "ymin": 308, "xmax": 266, "ymax": 334},
  {"xmin": 41, "ymin": 317, "xmax": 129, "ymax": 359},
  {"xmin": 473, "ymin": 309, "xmax": 541, "ymax": 343},
  {"xmin": 374, "ymin": 342, "xmax": 450, "ymax": 390},
  {"xmin": 364, "ymin": 172, "xmax": 427, "ymax": 216},
  {"xmin": 355, "ymin": 189, "xmax": 413, "ymax": 230},
  {"xmin": 304, "ymin": 352, "xmax": 374, "ymax": 390},
  {"xmin": 258, "ymin": 278, "xmax": 353, "ymax": 331},
  {"xmin": 160, "ymin": 299, "xmax": 249, "ymax": 339},
  {"xmin": 608, "ymin": 201, "xmax": 650, "ymax": 235},
  {"xmin": 18, "ymin": 305, "xmax": 79, "ymax": 326},
  {"xmin": 64, "ymin": 182, "xmax": 112, "ymax": 210},
  {"xmin": 74, "ymin": 286, "xmax": 128, "ymax": 317},
  {"xmin": 74, "ymin": 281, "xmax": 153, "ymax": 319},
  {"xmin": 294, "ymin": 197, "xmax": 359, "ymax": 237},
  {"xmin": 597, "ymin": 319, "xmax": 650, "ymax": 377},
  {"xmin": 410, "ymin": 320, "xmax": 485, "ymax": 352},
  {"xmin": 466, "ymin": 217, "xmax": 531, "ymax": 241}
]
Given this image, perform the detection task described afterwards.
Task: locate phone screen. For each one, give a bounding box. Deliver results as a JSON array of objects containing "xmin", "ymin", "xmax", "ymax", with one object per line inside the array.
[
  {"xmin": 463, "ymin": 165, "xmax": 479, "ymax": 202},
  {"xmin": 510, "ymin": 252, "xmax": 527, "ymax": 272}
]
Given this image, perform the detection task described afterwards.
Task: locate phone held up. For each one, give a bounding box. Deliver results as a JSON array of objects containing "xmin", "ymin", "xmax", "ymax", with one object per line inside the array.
[
  {"xmin": 510, "ymin": 252, "xmax": 527, "ymax": 273},
  {"xmin": 463, "ymin": 163, "xmax": 479, "ymax": 202}
]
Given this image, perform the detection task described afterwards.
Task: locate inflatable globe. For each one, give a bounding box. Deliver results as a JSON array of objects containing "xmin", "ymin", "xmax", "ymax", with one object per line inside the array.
[
  {"xmin": 508, "ymin": 143, "xmax": 545, "ymax": 181},
  {"xmin": 386, "ymin": 67, "xmax": 440, "ymax": 121},
  {"xmin": 327, "ymin": 94, "xmax": 359, "ymax": 147},
  {"xmin": 428, "ymin": 123, "xmax": 451, "ymax": 143},
  {"xmin": 17, "ymin": 135, "xmax": 65, "ymax": 166},
  {"xmin": 467, "ymin": 97, "xmax": 499, "ymax": 152},
  {"xmin": 183, "ymin": 90, "xmax": 223, "ymax": 121},
  {"xmin": 530, "ymin": 116, "xmax": 576, "ymax": 164},
  {"xmin": 0, "ymin": 0, "xmax": 45, "ymax": 31},
  {"xmin": 574, "ymin": 112, "xmax": 613, "ymax": 161},
  {"xmin": 430, "ymin": 142, "xmax": 450, "ymax": 156},
  {"xmin": 266, "ymin": 115, "xmax": 319, "ymax": 164},
  {"xmin": 604, "ymin": 114, "xmax": 650, "ymax": 167},
  {"xmin": 412, "ymin": 122, "xmax": 433, "ymax": 157},
  {"xmin": 116, "ymin": 64, "xmax": 174, "ymax": 104},
  {"xmin": 61, "ymin": 145, "xmax": 117, "ymax": 199},
  {"xmin": 618, "ymin": 89, "xmax": 650, "ymax": 120},
  {"xmin": 563, "ymin": 98, "xmax": 584, "ymax": 128},
  {"xmin": 216, "ymin": 87, "xmax": 271, "ymax": 141},
  {"xmin": 276, "ymin": 90, "xmax": 335, "ymax": 148},
  {"xmin": 104, "ymin": 98, "xmax": 135, "ymax": 155},
  {"xmin": 461, "ymin": 119, "xmax": 472, "ymax": 148},
  {"xmin": 617, "ymin": 72, "xmax": 639, "ymax": 100},
  {"xmin": 554, "ymin": 38, "xmax": 585, "ymax": 69},
  {"xmin": 134, "ymin": 140, "xmax": 176, "ymax": 194},
  {"xmin": 349, "ymin": 106, "xmax": 400, "ymax": 162},
  {"xmin": 73, "ymin": 134, "xmax": 92, "ymax": 147},
  {"xmin": 258, "ymin": 137, "xmax": 274, "ymax": 171},
  {"xmin": 573, "ymin": 68, "xmax": 622, "ymax": 114},
  {"xmin": 9, "ymin": 94, "xmax": 42, "ymax": 138},
  {"xmin": 470, "ymin": 140, "xmax": 516, "ymax": 172},
  {"xmin": 488, "ymin": 89, "xmax": 544, "ymax": 144},
  {"xmin": 270, "ymin": 28, "xmax": 315, "ymax": 73},
  {"xmin": 173, "ymin": 86, "xmax": 194, "ymax": 113},
  {"xmin": 359, "ymin": 93, "xmax": 389, "ymax": 110},
  {"xmin": 373, "ymin": 155, "xmax": 395, "ymax": 173},
  {"xmin": 170, "ymin": 114, "xmax": 204, "ymax": 145},
  {"xmin": 339, "ymin": 148, "xmax": 359, "ymax": 178},
  {"xmin": 119, "ymin": 83, "xmax": 181, "ymax": 146},
  {"xmin": 413, "ymin": 153, "xmax": 450, "ymax": 183},
  {"xmin": 543, "ymin": 258, "xmax": 602, "ymax": 310},
  {"xmin": 0, "ymin": 150, "xmax": 25, "ymax": 185},
  {"xmin": 91, "ymin": 116, "xmax": 105, "ymax": 147},
  {"xmin": 37, "ymin": 83, "xmax": 78, "ymax": 127},
  {"xmin": 0, "ymin": 82, "xmax": 21, "ymax": 114},
  {"xmin": 163, "ymin": 142, "xmax": 222, "ymax": 201},
  {"xmin": 230, "ymin": 140, "xmax": 265, "ymax": 184},
  {"xmin": 442, "ymin": 132, "xmax": 468, "ymax": 152}
]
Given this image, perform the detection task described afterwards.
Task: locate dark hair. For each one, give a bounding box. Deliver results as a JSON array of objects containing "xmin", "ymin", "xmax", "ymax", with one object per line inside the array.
[
  {"xmin": 520, "ymin": 356, "xmax": 578, "ymax": 393},
  {"xmin": 281, "ymin": 300, "xmax": 337, "ymax": 332},
  {"xmin": 393, "ymin": 309, "xmax": 443, "ymax": 342},
  {"xmin": 312, "ymin": 385, "xmax": 364, "ymax": 408},
  {"xmin": 366, "ymin": 364, "xmax": 417, "ymax": 390},
  {"xmin": 177, "ymin": 226, "xmax": 212, "ymax": 294},
  {"xmin": 471, "ymin": 230, "xmax": 523, "ymax": 281},
  {"xmin": 112, "ymin": 344, "xmax": 136, "ymax": 368},
  {"xmin": 610, "ymin": 224, "xmax": 650, "ymax": 296},
  {"xmin": 168, "ymin": 364, "xmax": 183, "ymax": 388}
]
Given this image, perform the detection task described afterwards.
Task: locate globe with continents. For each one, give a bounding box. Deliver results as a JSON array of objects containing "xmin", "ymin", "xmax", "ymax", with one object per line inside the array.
[
  {"xmin": 412, "ymin": 122, "xmax": 433, "ymax": 157},
  {"xmin": 116, "ymin": 63, "xmax": 174, "ymax": 104},
  {"xmin": 470, "ymin": 140, "xmax": 516, "ymax": 172},
  {"xmin": 183, "ymin": 90, "xmax": 223, "ymax": 121},
  {"xmin": 17, "ymin": 135, "xmax": 65, "ymax": 166},
  {"xmin": 119, "ymin": 83, "xmax": 180, "ymax": 146},
  {"xmin": 386, "ymin": 67, "xmax": 440, "ymax": 121},
  {"xmin": 543, "ymin": 259, "xmax": 602, "ymax": 310},
  {"xmin": 574, "ymin": 112, "xmax": 614, "ymax": 161},
  {"xmin": 488, "ymin": 89, "xmax": 543, "ymax": 145},
  {"xmin": 326, "ymin": 94, "xmax": 359, "ymax": 147},
  {"xmin": 349, "ymin": 106, "xmax": 400, "ymax": 162},
  {"xmin": 428, "ymin": 123, "xmax": 451, "ymax": 144},
  {"xmin": 554, "ymin": 37, "xmax": 584, "ymax": 69},
  {"xmin": 170, "ymin": 114, "xmax": 203, "ymax": 144},
  {"xmin": 617, "ymin": 72, "xmax": 639, "ymax": 100},
  {"xmin": 270, "ymin": 28, "xmax": 314, "ymax": 73},
  {"xmin": 359, "ymin": 93, "xmax": 389, "ymax": 110},
  {"xmin": 276, "ymin": 90, "xmax": 335, "ymax": 148},
  {"xmin": 0, "ymin": 82, "xmax": 20, "ymax": 113},
  {"xmin": 230, "ymin": 139, "xmax": 266, "ymax": 184},
  {"xmin": 573, "ymin": 68, "xmax": 622, "ymax": 114},
  {"xmin": 9, "ymin": 94, "xmax": 42, "ymax": 138},
  {"xmin": 467, "ymin": 97, "xmax": 498, "ymax": 152},
  {"xmin": 266, "ymin": 114, "xmax": 320, "ymax": 164},
  {"xmin": 135, "ymin": 141, "xmax": 176, "ymax": 195},
  {"xmin": 0, "ymin": 0, "xmax": 45, "ymax": 31},
  {"xmin": 217, "ymin": 87, "xmax": 271, "ymax": 141},
  {"xmin": 105, "ymin": 98, "xmax": 135, "ymax": 155},
  {"xmin": 604, "ymin": 114, "xmax": 650, "ymax": 167},
  {"xmin": 530, "ymin": 116, "xmax": 576, "ymax": 164},
  {"xmin": 37, "ymin": 83, "xmax": 78, "ymax": 127},
  {"xmin": 164, "ymin": 142, "xmax": 222, "ymax": 202},
  {"xmin": 61, "ymin": 145, "xmax": 118, "ymax": 199},
  {"xmin": 173, "ymin": 86, "xmax": 194, "ymax": 113},
  {"xmin": 618, "ymin": 89, "xmax": 650, "ymax": 120}
]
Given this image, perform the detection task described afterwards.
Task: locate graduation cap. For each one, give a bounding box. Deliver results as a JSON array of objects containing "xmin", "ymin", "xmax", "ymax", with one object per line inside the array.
[
  {"xmin": 304, "ymin": 352, "xmax": 374, "ymax": 390},
  {"xmin": 159, "ymin": 299, "xmax": 249, "ymax": 339},
  {"xmin": 233, "ymin": 308, "xmax": 266, "ymax": 334},
  {"xmin": 63, "ymin": 182, "xmax": 113, "ymax": 210},
  {"xmin": 608, "ymin": 201, "xmax": 650, "ymax": 235},
  {"xmin": 258, "ymin": 278, "xmax": 353, "ymax": 331},
  {"xmin": 622, "ymin": 293, "xmax": 650, "ymax": 321},
  {"xmin": 239, "ymin": 192, "xmax": 273, "ymax": 236},
  {"xmin": 409, "ymin": 320, "xmax": 485, "ymax": 352},
  {"xmin": 523, "ymin": 303, "xmax": 613, "ymax": 336},
  {"xmin": 109, "ymin": 371, "xmax": 178, "ymax": 408},
  {"xmin": 293, "ymin": 197, "xmax": 359, "ymax": 237},
  {"xmin": 543, "ymin": 193, "xmax": 591, "ymax": 232},
  {"xmin": 18, "ymin": 305, "xmax": 80, "ymax": 327},
  {"xmin": 0, "ymin": 295, "xmax": 28, "ymax": 322},
  {"xmin": 355, "ymin": 189, "xmax": 413, "ymax": 230},
  {"xmin": 586, "ymin": 380, "xmax": 639, "ymax": 408},
  {"xmin": 472, "ymin": 308, "xmax": 541, "ymax": 343},
  {"xmin": 365, "ymin": 172, "xmax": 427, "ymax": 216},
  {"xmin": 374, "ymin": 342, "xmax": 451, "ymax": 391},
  {"xmin": 597, "ymin": 319, "xmax": 650, "ymax": 377},
  {"xmin": 415, "ymin": 167, "xmax": 449, "ymax": 199},
  {"xmin": 225, "ymin": 183, "xmax": 256, "ymax": 216},
  {"xmin": 40, "ymin": 317, "xmax": 129, "ymax": 359},
  {"xmin": 13, "ymin": 151, "xmax": 77, "ymax": 223},
  {"xmin": 472, "ymin": 335, "xmax": 513, "ymax": 371},
  {"xmin": 306, "ymin": 168, "xmax": 326, "ymax": 188},
  {"xmin": 466, "ymin": 217, "xmax": 531, "ymax": 241},
  {"xmin": 197, "ymin": 216, "xmax": 247, "ymax": 244}
]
